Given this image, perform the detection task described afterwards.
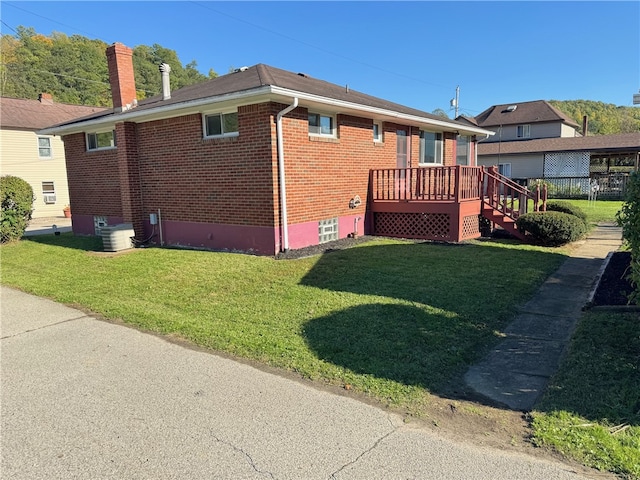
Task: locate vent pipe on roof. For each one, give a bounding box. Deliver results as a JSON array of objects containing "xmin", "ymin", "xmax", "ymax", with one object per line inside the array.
[{"xmin": 159, "ymin": 63, "xmax": 171, "ymax": 101}]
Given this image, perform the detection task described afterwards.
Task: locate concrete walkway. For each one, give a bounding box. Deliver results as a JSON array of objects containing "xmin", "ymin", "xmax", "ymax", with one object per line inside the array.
[
  {"xmin": 24, "ymin": 216, "xmax": 72, "ymax": 237},
  {"xmin": 1, "ymin": 287, "xmax": 605, "ymax": 479},
  {"xmin": 465, "ymin": 223, "xmax": 623, "ymax": 411}
]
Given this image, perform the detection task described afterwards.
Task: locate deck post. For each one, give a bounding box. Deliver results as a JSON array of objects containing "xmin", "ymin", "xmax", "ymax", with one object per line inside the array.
[{"xmin": 454, "ymin": 165, "xmax": 462, "ymax": 203}]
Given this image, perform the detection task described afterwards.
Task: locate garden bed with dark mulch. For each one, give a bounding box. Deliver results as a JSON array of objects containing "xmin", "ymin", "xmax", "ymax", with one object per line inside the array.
[{"xmin": 591, "ymin": 251, "xmax": 635, "ymax": 306}]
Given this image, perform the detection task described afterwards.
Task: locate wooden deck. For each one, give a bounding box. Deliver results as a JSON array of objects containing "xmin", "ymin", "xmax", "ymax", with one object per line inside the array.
[{"xmin": 369, "ymin": 166, "xmax": 546, "ymax": 242}]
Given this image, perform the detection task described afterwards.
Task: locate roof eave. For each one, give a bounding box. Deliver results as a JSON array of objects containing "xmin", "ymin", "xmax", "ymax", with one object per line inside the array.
[
  {"xmin": 269, "ymin": 86, "xmax": 494, "ymax": 137},
  {"xmin": 39, "ymin": 84, "xmax": 494, "ymax": 138}
]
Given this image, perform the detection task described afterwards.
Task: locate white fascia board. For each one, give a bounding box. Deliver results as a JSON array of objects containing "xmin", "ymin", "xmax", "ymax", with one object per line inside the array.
[
  {"xmin": 38, "ymin": 83, "xmax": 493, "ymax": 138},
  {"xmin": 38, "ymin": 86, "xmax": 274, "ymax": 136},
  {"xmin": 269, "ymin": 86, "xmax": 495, "ymax": 137}
]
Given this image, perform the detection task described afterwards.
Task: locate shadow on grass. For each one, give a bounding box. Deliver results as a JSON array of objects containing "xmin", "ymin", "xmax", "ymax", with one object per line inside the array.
[
  {"xmin": 300, "ymin": 240, "xmax": 567, "ymax": 403},
  {"xmin": 23, "ymin": 233, "xmax": 104, "ymax": 252},
  {"xmin": 303, "ymin": 303, "xmax": 487, "ymax": 392}
]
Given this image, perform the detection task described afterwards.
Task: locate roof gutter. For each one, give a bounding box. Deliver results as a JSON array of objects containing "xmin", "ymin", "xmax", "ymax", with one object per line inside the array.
[
  {"xmin": 276, "ymin": 97, "xmax": 298, "ymax": 252},
  {"xmin": 269, "ymin": 86, "xmax": 494, "ymax": 138},
  {"xmin": 39, "ymin": 84, "xmax": 493, "ymax": 139},
  {"xmin": 38, "ymin": 85, "xmax": 274, "ymax": 136}
]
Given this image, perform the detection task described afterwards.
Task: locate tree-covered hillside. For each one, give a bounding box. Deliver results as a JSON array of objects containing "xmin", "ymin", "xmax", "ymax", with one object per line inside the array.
[
  {"xmin": 0, "ymin": 27, "xmax": 217, "ymax": 107},
  {"xmin": 549, "ymin": 99, "xmax": 640, "ymax": 135}
]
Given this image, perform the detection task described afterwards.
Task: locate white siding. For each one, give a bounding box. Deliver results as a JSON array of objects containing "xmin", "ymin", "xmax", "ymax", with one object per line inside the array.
[
  {"xmin": 478, "ymin": 154, "xmax": 545, "ymax": 179},
  {"xmin": 482, "ymin": 122, "xmax": 578, "ymax": 142},
  {"xmin": 560, "ymin": 123, "xmax": 580, "ymax": 138},
  {"xmin": 0, "ymin": 128, "xmax": 70, "ymax": 218}
]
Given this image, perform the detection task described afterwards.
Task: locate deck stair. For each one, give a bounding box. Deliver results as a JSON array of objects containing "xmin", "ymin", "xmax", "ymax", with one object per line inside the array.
[{"xmin": 481, "ymin": 166, "xmax": 547, "ymax": 240}]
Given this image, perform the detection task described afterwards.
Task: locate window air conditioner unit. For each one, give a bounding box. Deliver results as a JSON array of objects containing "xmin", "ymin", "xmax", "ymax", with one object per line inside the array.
[{"xmin": 43, "ymin": 194, "xmax": 57, "ymax": 204}]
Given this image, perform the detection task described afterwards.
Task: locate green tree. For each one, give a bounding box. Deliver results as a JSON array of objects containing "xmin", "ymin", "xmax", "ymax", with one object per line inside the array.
[
  {"xmin": 1, "ymin": 27, "xmax": 217, "ymax": 105},
  {"xmin": 0, "ymin": 175, "xmax": 34, "ymax": 243}
]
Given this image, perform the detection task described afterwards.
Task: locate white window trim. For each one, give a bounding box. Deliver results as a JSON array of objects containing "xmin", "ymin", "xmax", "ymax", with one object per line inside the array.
[
  {"xmin": 498, "ymin": 163, "xmax": 512, "ymax": 178},
  {"xmin": 202, "ymin": 110, "xmax": 239, "ymax": 139},
  {"xmin": 373, "ymin": 121, "xmax": 383, "ymax": 143},
  {"xmin": 38, "ymin": 136, "xmax": 53, "ymax": 158},
  {"xmin": 418, "ymin": 130, "xmax": 443, "ymax": 166},
  {"xmin": 517, "ymin": 124, "xmax": 530, "ymax": 139},
  {"xmin": 86, "ymin": 129, "xmax": 116, "ymax": 151},
  {"xmin": 308, "ymin": 111, "xmax": 337, "ymax": 138}
]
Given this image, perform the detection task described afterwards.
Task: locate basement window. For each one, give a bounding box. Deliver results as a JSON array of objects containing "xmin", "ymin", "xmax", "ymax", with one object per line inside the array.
[
  {"xmin": 203, "ymin": 111, "xmax": 238, "ymax": 138},
  {"xmin": 87, "ymin": 130, "xmax": 116, "ymax": 151},
  {"xmin": 318, "ymin": 218, "xmax": 338, "ymax": 243}
]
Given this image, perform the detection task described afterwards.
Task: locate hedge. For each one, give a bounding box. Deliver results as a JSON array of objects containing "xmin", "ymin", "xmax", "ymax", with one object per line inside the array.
[
  {"xmin": 1, "ymin": 175, "xmax": 34, "ymax": 243},
  {"xmin": 516, "ymin": 211, "xmax": 587, "ymax": 246}
]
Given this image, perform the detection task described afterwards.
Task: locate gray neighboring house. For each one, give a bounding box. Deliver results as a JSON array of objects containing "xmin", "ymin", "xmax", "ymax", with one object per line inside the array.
[{"xmin": 458, "ymin": 100, "xmax": 640, "ymax": 197}]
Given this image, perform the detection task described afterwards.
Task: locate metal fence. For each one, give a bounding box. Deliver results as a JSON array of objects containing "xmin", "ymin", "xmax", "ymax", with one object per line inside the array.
[{"xmin": 522, "ymin": 174, "xmax": 631, "ymax": 199}]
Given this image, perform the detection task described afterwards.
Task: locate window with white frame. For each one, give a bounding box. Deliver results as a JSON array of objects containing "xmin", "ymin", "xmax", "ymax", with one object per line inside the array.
[
  {"xmin": 41, "ymin": 181, "xmax": 56, "ymax": 204},
  {"xmin": 308, "ymin": 112, "xmax": 336, "ymax": 137},
  {"xmin": 419, "ymin": 131, "xmax": 443, "ymax": 164},
  {"xmin": 516, "ymin": 125, "xmax": 530, "ymax": 138},
  {"xmin": 38, "ymin": 137, "xmax": 52, "ymax": 158},
  {"xmin": 87, "ymin": 130, "xmax": 116, "ymax": 151},
  {"xmin": 456, "ymin": 135, "xmax": 470, "ymax": 165},
  {"xmin": 498, "ymin": 163, "xmax": 512, "ymax": 177},
  {"xmin": 373, "ymin": 121, "xmax": 383, "ymax": 142},
  {"xmin": 203, "ymin": 111, "xmax": 238, "ymax": 138}
]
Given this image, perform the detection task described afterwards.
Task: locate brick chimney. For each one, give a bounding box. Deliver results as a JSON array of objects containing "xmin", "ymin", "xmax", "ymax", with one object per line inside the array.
[
  {"xmin": 38, "ymin": 93, "xmax": 54, "ymax": 105},
  {"xmin": 105, "ymin": 42, "xmax": 137, "ymax": 112}
]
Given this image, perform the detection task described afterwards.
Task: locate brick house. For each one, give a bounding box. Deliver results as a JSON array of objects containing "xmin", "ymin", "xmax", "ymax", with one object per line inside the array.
[{"xmin": 41, "ymin": 42, "xmax": 494, "ymax": 254}]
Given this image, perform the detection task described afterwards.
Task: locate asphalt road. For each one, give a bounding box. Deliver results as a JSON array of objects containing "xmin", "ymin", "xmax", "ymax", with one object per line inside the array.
[{"xmin": 1, "ymin": 286, "xmax": 603, "ymax": 479}]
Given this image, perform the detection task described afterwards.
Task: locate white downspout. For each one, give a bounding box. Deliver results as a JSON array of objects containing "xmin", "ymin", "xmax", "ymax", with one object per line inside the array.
[{"xmin": 276, "ymin": 97, "xmax": 298, "ymax": 252}]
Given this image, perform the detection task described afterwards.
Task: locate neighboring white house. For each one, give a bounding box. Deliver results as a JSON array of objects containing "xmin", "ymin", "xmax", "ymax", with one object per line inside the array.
[
  {"xmin": 0, "ymin": 94, "xmax": 106, "ymax": 218},
  {"xmin": 458, "ymin": 100, "xmax": 639, "ymax": 195}
]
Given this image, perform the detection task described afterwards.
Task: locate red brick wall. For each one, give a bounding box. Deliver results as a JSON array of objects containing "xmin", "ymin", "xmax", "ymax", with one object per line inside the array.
[
  {"xmin": 63, "ymin": 99, "xmax": 465, "ymax": 250},
  {"xmin": 134, "ymin": 103, "xmax": 278, "ymax": 228},
  {"xmin": 280, "ymin": 108, "xmax": 401, "ymax": 225},
  {"xmin": 63, "ymin": 132, "xmax": 122, "ymax": 217}
]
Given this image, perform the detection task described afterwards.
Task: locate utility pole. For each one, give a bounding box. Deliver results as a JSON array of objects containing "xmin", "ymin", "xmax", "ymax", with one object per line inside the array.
[{"xmin": 450, "ymin": 86, "xmax": 460, "ymax": 118}]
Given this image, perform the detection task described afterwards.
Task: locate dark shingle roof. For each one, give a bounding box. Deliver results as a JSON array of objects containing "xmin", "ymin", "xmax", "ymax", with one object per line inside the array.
[
  {"xmin": 0, "ymin": 96, "xmax": 106, "ymax": 130},
  {"xmin": 478, "ymin": 133, "xmax": 640, "ymax": 155},
  {"xmin": 43, "ymin": 64, "xmax": 487, "ymax": 132},
  {"xmin": 473, "ymin": 100, "xmax": 580, "ymax": 128}
]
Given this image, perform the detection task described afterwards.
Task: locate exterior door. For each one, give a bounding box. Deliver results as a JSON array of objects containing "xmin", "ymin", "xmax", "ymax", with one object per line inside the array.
[{"xmin": 396, "ymin": 129, "xmax": 408, "ymax": 198}]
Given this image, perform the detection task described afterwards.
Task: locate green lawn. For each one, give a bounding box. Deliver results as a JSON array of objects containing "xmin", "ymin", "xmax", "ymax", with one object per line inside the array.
[
  {"xmin": 563, "ymin": 199, "xmax": 624, "ymax": 225},
  {"xmin": 532, "ymin": 311, "xmax": 640, "ymax": 479},
  {"xmin": 1, "ymin": 234, "xmax": 566, "ymax": 412}
]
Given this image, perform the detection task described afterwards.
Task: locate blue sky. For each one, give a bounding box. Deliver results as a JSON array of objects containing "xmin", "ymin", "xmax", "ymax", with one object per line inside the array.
[{"xmin": 2, "ymin": 1, "xmax": 639, "ymax": 117}]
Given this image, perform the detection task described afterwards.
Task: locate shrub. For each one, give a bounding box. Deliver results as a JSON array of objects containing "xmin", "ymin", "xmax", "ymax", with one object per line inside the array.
[
  {"xmin": 546, "ymin": 200, "xmax": 588, "ymax": 224},
  {"xmin": 1, "ymin": 175, "xmax": 34, "ymax": 243},
  {"xmin": 616, "ymin": 171, "xmax": 640, "ymax": 304},
  {"xmin": 516, "ymin": 211, "xmax": 587, "ymax": 246}
]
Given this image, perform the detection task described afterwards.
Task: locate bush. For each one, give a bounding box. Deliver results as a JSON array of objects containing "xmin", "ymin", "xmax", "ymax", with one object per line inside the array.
[
  {"xmin": 616, "ymin": 171, "xmax": 640, "ymax": 304},
  {"xmin": 546, "ymin": 200, "xmax": 588, "ymax": 224},
  {"xmin": 516, "ymin": 211, "xmax": 587, "ymax": 246},
  {"xmin": 1, "ymin": 175, "xmax": 34, "ymax": 243}
]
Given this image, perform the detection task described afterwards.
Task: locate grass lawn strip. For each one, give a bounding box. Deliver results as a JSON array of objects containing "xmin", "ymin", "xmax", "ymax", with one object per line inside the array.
[
  {"xmin": 1, "ymin": 235, "xmax": 565, "ymax": 413},
  {"xmin": 532, "ymin": 311, "xmax": 640, "ymax": 479}
]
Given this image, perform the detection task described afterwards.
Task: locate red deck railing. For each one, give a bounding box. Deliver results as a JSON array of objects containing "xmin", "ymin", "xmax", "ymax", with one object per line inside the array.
[
  {"xmin": 482, "ymin": 166, "xmax": 547, "ymax": 217},
  {"xmin": 370, "ymin": 166, "xmax": 483, "ymax": 202}
]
